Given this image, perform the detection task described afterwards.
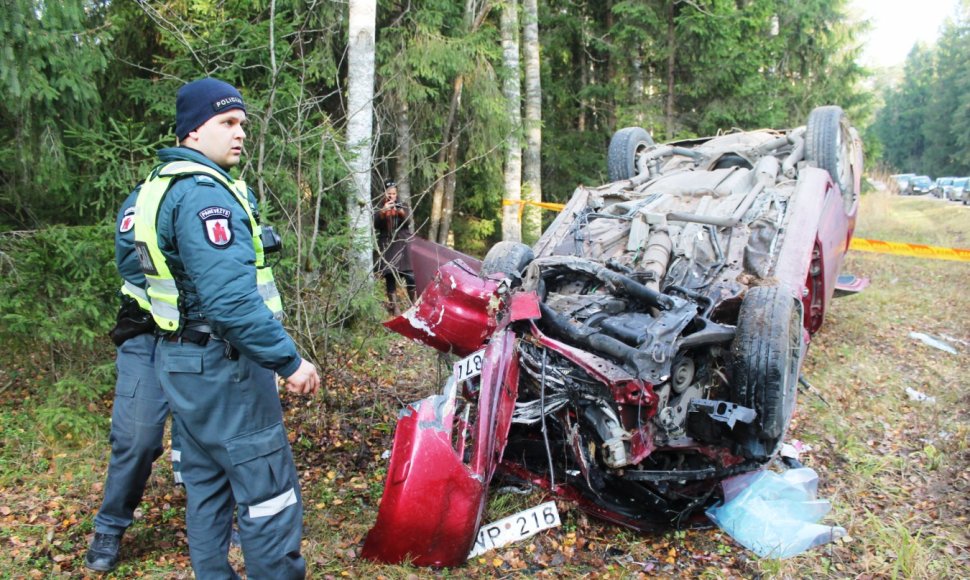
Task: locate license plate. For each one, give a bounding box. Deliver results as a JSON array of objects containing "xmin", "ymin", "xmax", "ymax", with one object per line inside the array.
[
  {"xmin": 453, "ymin": 348, "xmax": 486, "ymax": 383},
  {"xmin": 467, "ymin": 501, "xmax": 561, "ymax": 559}
]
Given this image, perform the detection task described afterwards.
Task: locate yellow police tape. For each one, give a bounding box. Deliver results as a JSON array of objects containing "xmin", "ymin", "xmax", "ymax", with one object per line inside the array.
[
  {"xmin": 502, "ymin": 199, "xmax": 567, "ymax": 212},
  {"xmin": 499, "ymin": 199, "xmax": 970, "ymax": 262},
  {"xmin": 850, "ymin": 238, "xmax": 970, "ymax": 262}
]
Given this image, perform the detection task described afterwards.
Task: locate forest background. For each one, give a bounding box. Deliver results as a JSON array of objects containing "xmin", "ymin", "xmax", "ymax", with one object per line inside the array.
[{"xmin": 0, "ymin": 0, "xmax": 968, "ymax": 437}]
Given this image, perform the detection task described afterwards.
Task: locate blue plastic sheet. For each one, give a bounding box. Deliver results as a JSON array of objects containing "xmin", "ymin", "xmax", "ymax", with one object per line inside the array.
[{"xmin": 706, "ymin": 467, "xmax": 846, "ymax": 559}]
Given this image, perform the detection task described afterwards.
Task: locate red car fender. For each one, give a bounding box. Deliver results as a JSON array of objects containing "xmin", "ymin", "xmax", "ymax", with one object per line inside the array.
[
  {"xmin": 383, "ymin": 260, "xmax": 502, "ymax": 357},
  {"xmin": 771, "ymin": 167, "xmax": 854, "ymax": 333},
  {"xmin": 361, "ymin": 331, "xmax": 519, "ymax": 567},
  {"xmin": 772, "ymin": 168, "xmax": 825, "ymax": 299}
]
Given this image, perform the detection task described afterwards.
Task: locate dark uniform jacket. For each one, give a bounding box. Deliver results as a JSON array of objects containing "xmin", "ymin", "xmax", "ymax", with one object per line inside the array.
[{"xmin": 151, "ymin": 146, "xmax": 300, "ymax": 377}]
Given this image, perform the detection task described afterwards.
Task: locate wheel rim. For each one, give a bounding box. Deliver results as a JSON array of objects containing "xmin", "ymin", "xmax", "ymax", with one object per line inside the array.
[
  {"xmin": 632, "ymin": 140, "xmax": 651, "ymax": 175},
  {"xmin": 836, "ymin": 121, "xmax": 856, "ymax": 206},
  {"xmin": 805, "ymin": 243, "xmax": 824, "ymax": 333}
]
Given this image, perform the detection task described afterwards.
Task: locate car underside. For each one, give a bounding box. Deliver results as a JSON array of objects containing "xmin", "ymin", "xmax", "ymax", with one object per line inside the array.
[{"xmin": 362, "ymin": 106, "xmax": 862, "ymax": 567}]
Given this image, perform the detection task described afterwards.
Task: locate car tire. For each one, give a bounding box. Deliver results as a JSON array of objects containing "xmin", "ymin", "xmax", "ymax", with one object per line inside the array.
[
  {"xmin": 805, "ymin": 106, "xmax": 856, "ymax": 202},
  {"xmin": 607, "ymin": 127, "xmax": 654, "ymax": 182},
  {"xmin": 480, "ymin": 241, "xmax": 534, "ymax": 284},
  {"xmin": 729, "ymin": 285, "xmax": 802, "ymax": 459}
]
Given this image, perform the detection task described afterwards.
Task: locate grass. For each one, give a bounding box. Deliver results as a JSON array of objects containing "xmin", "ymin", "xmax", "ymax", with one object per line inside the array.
[{"xmin": 0, "ymin": 187, "xmax": 967, "ymax": 578}]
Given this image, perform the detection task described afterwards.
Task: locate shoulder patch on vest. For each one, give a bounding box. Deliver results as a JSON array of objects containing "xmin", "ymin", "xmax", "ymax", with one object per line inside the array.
[
  {"xmin": 194, "ymin": 175, "xmax": 216, "ymax": 186},
  {"xmin": 198, "ymin": 206, "xmax": 233, "ymax": 248},
  {"xmin": 119, "ymin": 207, "xmax": 136, "ymax": 233}
]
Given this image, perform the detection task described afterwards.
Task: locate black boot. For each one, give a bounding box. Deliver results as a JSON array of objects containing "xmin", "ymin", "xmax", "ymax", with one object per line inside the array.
[{"xmin": 85, "ymin": 532, "xmax": 122, "ymax": 572}]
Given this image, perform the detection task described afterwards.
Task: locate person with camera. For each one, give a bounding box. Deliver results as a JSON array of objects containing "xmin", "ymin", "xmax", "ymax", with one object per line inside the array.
[
  {"xmin": 374, "ymin": 179, "xmax": 416, "ymax": 314},
  {"xmin": 132, "ymin": 77, "xmax": 319, "ymax": 579},
  {"xmin": 84, "ymin": 185, "xmax": 183, "ymax": 572}
]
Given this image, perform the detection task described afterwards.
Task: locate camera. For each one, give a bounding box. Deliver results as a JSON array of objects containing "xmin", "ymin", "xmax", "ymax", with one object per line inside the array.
[{"xmin": 260, "ymin": 225, "xmax": 283, "ymax": 254}]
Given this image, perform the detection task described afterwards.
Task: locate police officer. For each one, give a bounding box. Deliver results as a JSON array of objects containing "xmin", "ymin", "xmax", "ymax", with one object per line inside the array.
[
  {"xmin": 133, "ymin": 77, "xmax": 319, "ymax": 579},
  {"xmin": 84, "ymin": 186, "xmax": 183, "ymax": 572}
]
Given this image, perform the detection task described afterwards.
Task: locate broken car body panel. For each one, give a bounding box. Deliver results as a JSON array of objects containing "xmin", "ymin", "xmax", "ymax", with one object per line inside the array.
[
  {"xmin": 383, "ymin": 260, "xmax": 502, "ymax": 357},
  {"xmin": 361, "ymin": 331, "xmax": 519, "ymax": 567},
  {"xmin": 407, "ymin": 236, "xmax": 482, "ymax": 296}
]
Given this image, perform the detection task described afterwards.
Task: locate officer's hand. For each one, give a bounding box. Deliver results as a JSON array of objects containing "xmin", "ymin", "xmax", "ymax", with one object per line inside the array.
[{"xmin": 284, "ymin": 359, "xmax": 320, "ymax": 395}]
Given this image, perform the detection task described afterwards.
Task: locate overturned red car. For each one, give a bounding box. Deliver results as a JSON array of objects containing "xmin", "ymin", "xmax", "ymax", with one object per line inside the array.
[{"xmin": 362, "ymin": 106, "xmax": 863, "ymax": 567}]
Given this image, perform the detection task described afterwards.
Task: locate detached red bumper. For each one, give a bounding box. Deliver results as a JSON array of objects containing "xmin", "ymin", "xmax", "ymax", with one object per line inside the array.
[
  {"xmin": 360, "ymin": 388, "xmax": 485, "ymax": 566},
  {"xmin": 361, "ymin": 331, "xmax": 519, "ymax": 567}
]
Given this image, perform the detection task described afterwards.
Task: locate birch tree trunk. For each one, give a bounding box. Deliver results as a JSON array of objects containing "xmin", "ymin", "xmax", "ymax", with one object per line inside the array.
[
  {"xmin": 632, "ymin": 49, "xmax": 644, "ymax": 125},
  {"xmin": 665, "ymin": 0, "xmax": 676, "ymax": 140},
  {"xmin": 578, "ymin": 38, "xmax": 587, "ymax": 132},
  {"xmin": 604, "ymin": 0, "xmax": 616, "ymax": 131},
  {"xmin": 428, "ymin": 75, "xmax": 462, "ymax": 243},
  {"xmin": 501, "ymin": 0, "xmax": 522, "ymax": 242},
  {"xmin": 438, "ymin": 133, "xmax": 460, "ymax": 245},
  {"xmin": 395, "ymin": 95, "xmax": 414, "ymax": 231},
  {"xmin": 522, "ymin": 0, "xmax": 542, "ymax": 243},
  {"xmin": 255, "ymin": 0, "xmax": 278, "ymax": 208},
  {"xmin": 346, "ymin": 0, "xmax": 377, "ymax": 283},
  {"xmin": 428, "ymin": 0, "xmax": 491, "ymax": 245}
]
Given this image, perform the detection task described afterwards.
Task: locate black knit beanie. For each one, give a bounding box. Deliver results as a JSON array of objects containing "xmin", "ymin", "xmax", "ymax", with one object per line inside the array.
[{"xmin": 175, "ymin": 78, "xmax": 246, "ymax": 141}]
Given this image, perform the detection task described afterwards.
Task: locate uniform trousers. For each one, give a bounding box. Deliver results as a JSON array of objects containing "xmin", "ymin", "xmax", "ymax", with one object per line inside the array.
[
  {"xmin": 156, "ymin": 338, "xmax": 305, "ymax": 580},
  {"xmin": 94, "ymin": 332, "xmax": 180, "ymax": 535}
]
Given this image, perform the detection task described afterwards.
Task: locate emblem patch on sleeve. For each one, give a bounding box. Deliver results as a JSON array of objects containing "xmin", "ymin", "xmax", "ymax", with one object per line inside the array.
[
  {"xmin": 119, "ymin": 207, "xmax": 136, "ymax": 233},
  {"xmin": 198, "ymin": 206, "xmax": 233, "ymax": 248}
]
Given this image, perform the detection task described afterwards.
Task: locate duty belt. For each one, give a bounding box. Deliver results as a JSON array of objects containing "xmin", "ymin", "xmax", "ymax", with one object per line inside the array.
[
  {"xmin": 160, "ymin": 323, "xmax": 239, "ymax": 360},
  {"xmin": 160, "ymin": 323, "xmax": 214, "ymax": 345}
]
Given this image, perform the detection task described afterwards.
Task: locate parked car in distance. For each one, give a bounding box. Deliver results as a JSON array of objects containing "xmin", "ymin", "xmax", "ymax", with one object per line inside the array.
[
  {"xmin": 949, "ymin": 177, "xmax": 970, "ymax": 204},
  {"xmin": 891, "ymin": 173, "xmax": 916, "ymax": 194},
  {"xmin": 907, "ymin": 175, "xmax": 932, "ymax": 195},
  {"xmin": 932, "ymin": 177, "xmax": 955, "ymax": 199}
]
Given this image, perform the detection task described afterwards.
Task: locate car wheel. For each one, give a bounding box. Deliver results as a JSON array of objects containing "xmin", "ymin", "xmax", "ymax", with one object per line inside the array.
[
  {"xmin": 480, "ymin": 241, "xmax": 534, "ymax": 285},
  {"xmin": 805, "ymin": 106, "xmax": 856, "ymax": 205},
  {"xmin": 607, "ymin": 127, "xmax": 654, "ymax": 182},
  {"xmin": 729, "ymin": 285, "xmax": 803, "ymax": 459}
]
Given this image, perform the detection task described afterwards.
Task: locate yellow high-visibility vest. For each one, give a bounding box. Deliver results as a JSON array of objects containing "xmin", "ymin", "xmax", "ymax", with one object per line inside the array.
[{"xmin": 133, "ymin": 160, "xmax": 283, "ymax": 332}]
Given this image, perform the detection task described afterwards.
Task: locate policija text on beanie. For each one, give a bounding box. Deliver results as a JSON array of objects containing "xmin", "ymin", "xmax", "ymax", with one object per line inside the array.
[{"xmin": 175, "ymin": 78, "xmax": 247, "ymax": 141}]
